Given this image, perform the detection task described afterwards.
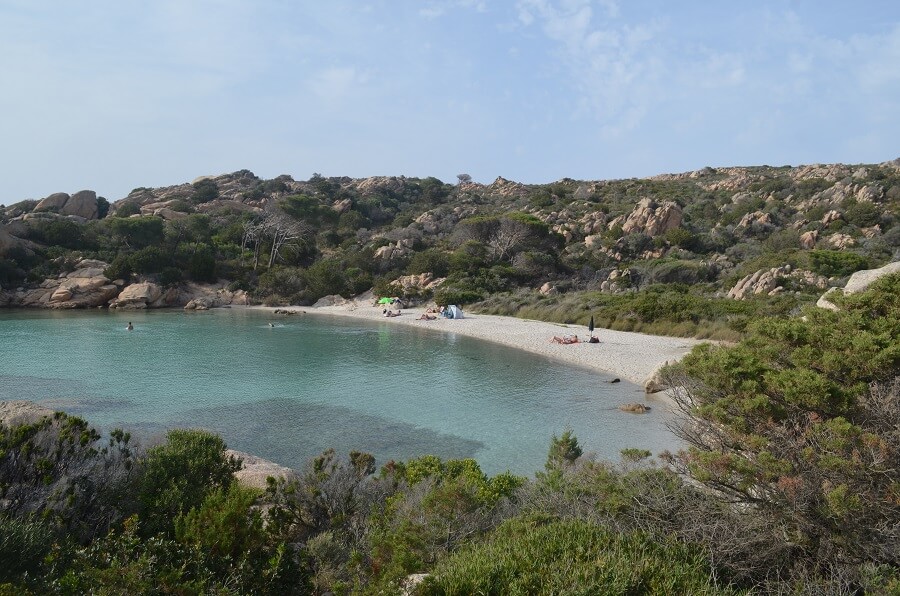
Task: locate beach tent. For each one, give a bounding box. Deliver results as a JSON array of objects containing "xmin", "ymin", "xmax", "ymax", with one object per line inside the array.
[
  {"xmin": 445, "ymin": 305, "xmax": 464, "ymax": 319},
  {"xmin": 377, "ymin": 297, "xmax": 393, "ymax": 304}
]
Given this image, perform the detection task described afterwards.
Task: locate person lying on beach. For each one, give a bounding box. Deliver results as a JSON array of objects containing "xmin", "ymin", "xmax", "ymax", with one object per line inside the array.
[
  {"xmin": 550, "ymin": 334, "xmax": 579, "ymax": 344},
  {"xmin": 418, "ymin": 313, "xmax": 436, "ymax": 320},
  {"xmin": 588, "ymin": 335, "xmax": 599, "ymax": 343}
]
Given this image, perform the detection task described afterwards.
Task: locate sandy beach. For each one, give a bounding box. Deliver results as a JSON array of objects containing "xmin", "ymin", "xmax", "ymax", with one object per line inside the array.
[{"xmin": 251, "ymin": 300, "xmax": 708, "ymax": 389}]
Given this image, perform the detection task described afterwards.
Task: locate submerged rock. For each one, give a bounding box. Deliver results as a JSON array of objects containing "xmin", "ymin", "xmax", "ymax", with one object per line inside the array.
[{"xmin": 619, "ymin": 403, "xmax": 651, "ymax": 414}]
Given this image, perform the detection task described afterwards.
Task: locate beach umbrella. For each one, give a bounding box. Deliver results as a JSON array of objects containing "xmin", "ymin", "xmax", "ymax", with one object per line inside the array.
[
  {"xmin": 588, "ymin": 315, "xmax": 595, "ymax": 335},
  {"xmin": 377, "ymin": 297, "xmax": 392, "ymax": 304}
]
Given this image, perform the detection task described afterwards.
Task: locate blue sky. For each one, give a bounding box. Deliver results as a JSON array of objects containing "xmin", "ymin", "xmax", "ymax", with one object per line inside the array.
[{"xmin": 1, "ymin": 1, "xmax": 898, "ymax": 204}]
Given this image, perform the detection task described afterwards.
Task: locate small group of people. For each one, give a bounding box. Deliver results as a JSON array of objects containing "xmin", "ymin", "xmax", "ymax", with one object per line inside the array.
[
  {"xmin": 382, "ymin": 308, "xmax": 400, "ymax": 317},
  {"xmin": 550, "ymin": 333, "xmax": 599, "ymax": 344}
]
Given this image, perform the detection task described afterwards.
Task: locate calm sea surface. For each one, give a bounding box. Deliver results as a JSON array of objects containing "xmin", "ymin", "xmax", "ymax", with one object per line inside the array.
[{"xmin": 0, "ymin": 308, "xmax": 681, "ymax": 476}]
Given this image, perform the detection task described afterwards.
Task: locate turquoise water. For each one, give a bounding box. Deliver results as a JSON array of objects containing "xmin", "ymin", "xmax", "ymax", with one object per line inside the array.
[{"xmin": 0, "ymin": 308, "xmax": 680, "ymax": 476}]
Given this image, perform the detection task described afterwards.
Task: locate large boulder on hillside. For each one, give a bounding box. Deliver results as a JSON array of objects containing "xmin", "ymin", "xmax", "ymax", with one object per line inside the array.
[
  {"xmin": 35, "ymin": 192, "xmax": 70, "ymax": 212},
  {"xmin": 109, "ymin": 282, "xmax": 164, "ymax": 309},
  {"xmin": 313, "ymin": 294, "xmax": 351, "ymax": 307},
  {"xmin": 800, "ymin": 230, "xmax": 818, "ymax": 249},
  {"xmin": 5, "ymin": 259, "xmax": 117, "ymax": 308},
  {"xmin": 47, "ymin": 261, "xmax": 118, "ymax": 308},
  {"xmin": 390, "ymin": 273, "xmax": 445, "ymax": 294},
  {"xmin": 826, "ymin": 233, "xmax": 856, "ymax": 249},
  {"xmin": 34, "ymin": 191, "xmax": 99, "ymax": 219},
  {"xmin": 618, "ymin": 198, "xmax": 682, "ymax": 237},
  {"xmin": 817, "ymin": 261, "xmax": 900, "ymax": 310},
  {"xmin": 178, "ymin": 282, "xmax": 250, "ymax": 309},
  {"xmin": 227, "ymin": 450, "xmax": 297, "ymax": 489},
  {"xmin": 727, "ymin": 265, "xmax": 829, "ymax": 300},
  {"xmin": 64, "ymin": 190, "xmax": 99, "ymax": 219},
  {"xmin": 0, "ymin": 228, "xmax": 34, "ymax": 255}
]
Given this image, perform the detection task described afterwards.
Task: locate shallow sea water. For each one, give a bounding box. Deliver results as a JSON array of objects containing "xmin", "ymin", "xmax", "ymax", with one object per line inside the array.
[{"xmin": 0, "ymin": 308, "xmax": 681, "ymax": 476}]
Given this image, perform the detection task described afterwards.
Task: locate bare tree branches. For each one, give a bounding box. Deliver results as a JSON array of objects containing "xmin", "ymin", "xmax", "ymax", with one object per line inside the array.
[{"xmin": 241, "ymin": 211, "xmax": 311, "ymax": 270}]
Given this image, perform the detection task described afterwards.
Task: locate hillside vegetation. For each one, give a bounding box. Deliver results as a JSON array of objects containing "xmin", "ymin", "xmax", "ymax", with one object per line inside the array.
[{"xmin": 2, "ymin": 161, "xmax": 898, "ymax": 340}]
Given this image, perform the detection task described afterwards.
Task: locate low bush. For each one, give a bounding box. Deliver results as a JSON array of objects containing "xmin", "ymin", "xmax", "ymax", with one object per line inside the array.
[{"xmin": 419, "ymin": 516, "xmax": 736, "ymax": 595}]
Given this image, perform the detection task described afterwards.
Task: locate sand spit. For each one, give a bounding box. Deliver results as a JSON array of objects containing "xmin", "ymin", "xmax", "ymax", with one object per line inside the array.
[{"xmin": 250, "ymin": 302, "xmax": 708, "ymax": 389}]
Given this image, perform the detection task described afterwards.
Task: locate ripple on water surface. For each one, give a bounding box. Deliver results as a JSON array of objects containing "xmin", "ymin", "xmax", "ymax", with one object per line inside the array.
[{"xmin": 0, "ymin": 308, "xmax": 681, "ymax": 475}]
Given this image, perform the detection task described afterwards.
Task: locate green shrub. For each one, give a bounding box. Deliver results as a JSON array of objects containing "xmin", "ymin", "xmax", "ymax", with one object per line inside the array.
[
  {"xmin": 407, "ymin": 249, "xmax": 450, "ymax": 277},
  {"xmin": 256, "ymin": 267, "xmax": 306, "ymax": 303},
  {"xmin": 128, "ymin": 246, "xmax": 171, "ymax": 275},
  {"xmin": 808, "ymin": 250, "xmax": 869, "ymax": 277},
  {"xmin": 176, "ymin": 242, "xmax": 216, "ymax": 282},
  {"xmin": 191, "ymin": 179, "xmax": 219, "ymax": 203},
  {"xmin": 842, "ymin": 199, "xmax": 881, "ymax": 228},
  {"xmin": 0, "ymin": 516, "xmax": 57, "ymax": 585},
  {"xmin": 113, "ymin": 202, "xmax": 141, "ymax": 217},
  {"xmin": 667, "ymin": 274, "xmax": 900, "ymax": 582},
  {"xmin": 303, "ymin": 258, "xmax": 347, "ymax": 301},
  {"xmin": 419, "ymin": 516, "xmax": 733, "ymax": 595},
  {"xmin": 34, "ymin": 219, "xmax": 83, "ymax": 249},
  {"xmin": 138, "ymin": 429, "xmax": 241, "ymax": 537}
]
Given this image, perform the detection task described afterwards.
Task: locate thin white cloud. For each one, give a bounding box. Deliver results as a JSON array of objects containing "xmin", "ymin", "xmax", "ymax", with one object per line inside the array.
[
  {"xmin": 419, "ymin": 0, "xmax": 488, "ymax": 20},
  {"xmin": 309, "ymin": 67, "xmax": 370, "ymax": 103}
]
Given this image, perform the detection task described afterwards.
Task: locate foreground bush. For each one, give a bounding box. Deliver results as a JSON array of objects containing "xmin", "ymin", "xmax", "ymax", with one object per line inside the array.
[
  {"xmin": 664, "ymin": 273, "xmax": 900, "ymax": 589},
  {"xmin": 418, "ymin": 516, "xmax": 738, "ymax": 595}
]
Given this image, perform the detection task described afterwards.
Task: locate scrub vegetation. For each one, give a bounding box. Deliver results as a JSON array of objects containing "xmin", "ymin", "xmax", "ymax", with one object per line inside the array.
[{"xmin": 2, "ymin": 162, "xmax": 899, "ymax": 340}]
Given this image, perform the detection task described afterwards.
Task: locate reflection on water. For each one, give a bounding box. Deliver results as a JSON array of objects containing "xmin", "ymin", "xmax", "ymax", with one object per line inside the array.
[{"xmin": 0, "ymin": 308, "xmax": 681, "ymax": 476}]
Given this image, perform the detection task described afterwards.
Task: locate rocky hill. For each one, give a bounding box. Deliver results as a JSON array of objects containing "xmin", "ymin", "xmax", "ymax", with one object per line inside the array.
[{"xmin": 1, "ymin": 160, "xmax": 898, "ymax": 334}]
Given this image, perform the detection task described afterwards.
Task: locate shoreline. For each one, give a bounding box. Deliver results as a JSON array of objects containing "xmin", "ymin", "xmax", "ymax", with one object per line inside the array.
[{"xmin": 246, "ymin": 302, "xmax": 708, "ymax": 389}]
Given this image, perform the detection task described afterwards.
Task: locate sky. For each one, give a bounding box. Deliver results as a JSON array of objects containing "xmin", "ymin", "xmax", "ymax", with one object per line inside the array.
[{"xmin": 1, "ymin": 1, "xmax": 899, "ymax": 204}]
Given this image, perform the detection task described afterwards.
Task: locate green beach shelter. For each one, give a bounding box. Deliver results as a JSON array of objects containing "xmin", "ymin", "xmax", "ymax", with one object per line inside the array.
[{"xmin": 377, "ymin": 297, "xmax": 393, "ymax": 304}]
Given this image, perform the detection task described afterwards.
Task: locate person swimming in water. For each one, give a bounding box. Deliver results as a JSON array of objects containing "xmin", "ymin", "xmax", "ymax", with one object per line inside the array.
[{"xmin": 126, "ymin": 322, "xmax": 134, "ymax": 331}]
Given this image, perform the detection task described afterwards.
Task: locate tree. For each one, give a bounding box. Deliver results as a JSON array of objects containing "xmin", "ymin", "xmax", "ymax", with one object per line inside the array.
[
  {"xmin": 107, "ymin": 216, "xmax": 165, "ymax": 249},
  {"xmin": 303, "ymin": 258, "xmax": 347, "ymax": 301},
  {"xmin": 488, "ymin": 213, "xmax": 551, "ymax": 262},
  {"xmin": 96, "ymin": 196, "xmax": 110, "ymax": 219},
  {"xmin": 241, "ymin": 211, "xmax": 310, "ymax": 271},
  {"xmin": 138, "ymin": 429, "xmax": 241, "ymax": 537},
  {"xmin": 176, "ymin": 242, "xmax": 216, "ymax": 282},
  {"xmin": 663, "ymin": 274, "xmax": 900, "ymax": 577},
  {"xmin": 191, "ymin": 179, "xmax": 219, "ymax": 203},
  {"xmin": 456, "ymin": 173, "xmax": 472, "ymax": 185},
  {"xmin": 546, "ymin": 428, "xmax": 582, "ymax": 471}
]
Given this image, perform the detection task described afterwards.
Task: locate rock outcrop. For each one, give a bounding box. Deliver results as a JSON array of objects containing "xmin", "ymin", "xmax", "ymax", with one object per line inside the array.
[
  {"xmin": 109, "ymin": 282, "xmax": 165, "ymax": 309},
  {"xmin": 35, "ymin": 190, "xmax": 99, "ymax": 219},
  {"xmin": 600, "ymin": 268, "xmax": 634, "ymax": 293},
  {"xmin": 727, "ymin": 265, "xmax": 829, "ymax": 300},
  {"xmin": 226, "ymin": 449, "xmax": 298, "ymax": 489},
  {"xmin": 389, "ymin": 273, "xmax": 445, "ymax": 295},
  {"xmin": 4, "ymin": 259, "xmax": 118, "ymax": 308},
  {"xmin": 0, "ymin": 400, "xmax": 55, "ymax": 425},
  {"xmin": 178, "ymin": 282, "xmax": 250, "ymax": 309},
  {"xmin": 620, "ymin": 402, "xmax": 651, "ymax": 413},
  {"xmin": 817, "ymin": 261, "xmax": 900, "ymax": 310},
  {"xmin": 373, "ymin": 239, "xmax": 415, "ymax": 263},
  {"xmin": 613, "ymin": 198, "xmax": 682, "ymax": 237}
]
